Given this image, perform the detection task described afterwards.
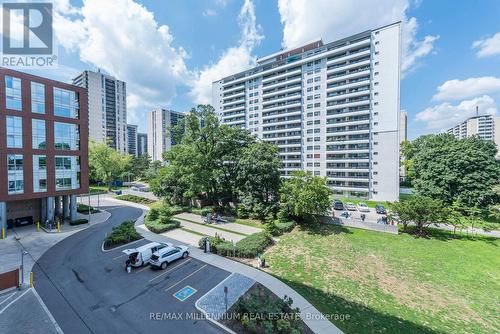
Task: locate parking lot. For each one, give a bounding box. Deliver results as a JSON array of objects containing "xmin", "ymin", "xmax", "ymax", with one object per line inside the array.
[{"xmin": 33, "ymin": 205, "xmax": 230, "ymax": 334}]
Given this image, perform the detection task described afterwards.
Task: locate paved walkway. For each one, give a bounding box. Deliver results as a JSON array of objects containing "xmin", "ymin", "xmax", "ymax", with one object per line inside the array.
[
  {"xmin": 175, "ymin": 212, "xmax": 263, "ymax": 235},
  {"xmin": 174, "ymin": 218, "xmax": 246, "ymax": 243},
  {"xmin": 112, "ymin": 199, "xmax": 342, "ymax": 334}
]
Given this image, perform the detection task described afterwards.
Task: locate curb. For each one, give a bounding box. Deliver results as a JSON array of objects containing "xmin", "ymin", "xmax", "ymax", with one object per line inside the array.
[
  {"xmin": 194, "ymin": 273, "xmax": 239, "ymax": 334},
  {"xmin": 101, "ymin": 237, "xmax": 144, "ymax": 253}
]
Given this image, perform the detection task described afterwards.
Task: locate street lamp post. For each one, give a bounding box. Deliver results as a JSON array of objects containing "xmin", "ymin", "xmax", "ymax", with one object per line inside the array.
[{"xmin": 20, "ymin": 249, "xmax": 28, "ymax": 286}]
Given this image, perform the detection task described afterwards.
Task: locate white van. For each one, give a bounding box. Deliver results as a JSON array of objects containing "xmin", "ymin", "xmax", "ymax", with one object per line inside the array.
[{"xmin": 122, "ymin": 242, "xmax": 172, "ymax": 267}]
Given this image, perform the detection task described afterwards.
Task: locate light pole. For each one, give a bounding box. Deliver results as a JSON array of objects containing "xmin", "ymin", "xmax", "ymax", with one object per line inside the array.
[{"xmin": 21, "ymin": 249, "xmax": 28, "ymax": 286}]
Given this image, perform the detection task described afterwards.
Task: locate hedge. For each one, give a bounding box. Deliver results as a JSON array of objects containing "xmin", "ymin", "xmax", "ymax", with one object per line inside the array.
[
  {"xmin": 77, "ymin": 203, "xmax": 99, "ymax": 214},
  {"xmin": 115, "ymin": 194, "xmax": 155, "ymax": 205},
  {"xmin": 198, "ymin": 232, "xmax": 273, "ymax": 258},
  {"xmin": 70, "ymin": 218, "xmax": 88, "ymax": 226},
  {"xmin": 265, "ymin": 220, "xmax": 295, "ymax": 236},
  {"xmin": 145, "ymin": 219, "xmax": 180, "ymax": 233}
]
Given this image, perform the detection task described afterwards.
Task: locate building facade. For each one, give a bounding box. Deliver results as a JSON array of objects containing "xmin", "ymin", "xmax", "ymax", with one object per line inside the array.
[
  {"xmin": 127, "ymin": 124, "xmax": 138, "ymax": 157},
  {"xmin": 212, "ymin": 22, "xmax": 401, "ymax": 201},
  {"xmin": 399, "ymin": 110, "xmax": 407, "ymax": 181},
  {"xmin": 147, "ymin": 108, "xmax": 184, "ymax": 162},
  {"xmin": 446, "ymin": 114, "xmax": 500, "ymax": 158},
  {"xmin": 0, "ymin": 68, "xmax": 89, "ymax": 234},
  {"xmin": 137, "ymin": 133, "xmax": 148, "ymax": 156},
  {"xmin": 72, "ymin": 70, "xmax": 127, "ymax": 153}
]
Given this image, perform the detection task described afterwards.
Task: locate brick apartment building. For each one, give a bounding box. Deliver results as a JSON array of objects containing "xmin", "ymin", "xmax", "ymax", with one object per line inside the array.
[{"xmin": 0, "ymin": 67, "xmax": 89, "ymax": 235}]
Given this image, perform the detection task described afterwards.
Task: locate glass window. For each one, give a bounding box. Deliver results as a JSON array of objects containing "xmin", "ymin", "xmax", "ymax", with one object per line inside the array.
[
  {"xmin": 33, "ymin": 155, "xmax": 47, "ymax": 192},
  {"xmin": 54, "ymin": 122, "xmax": 80, "ymax": 150},
  {"xmin": 32, "ymin": 119, "xmax": 46, "ymax": 149},
  {"xmin": 31, "ymin": 82, "xmax": 45, "ymax": 114},
  {"xmin": 55, "ymin": 155, "xmax": 80, "ymax": 190},
  {"xmin": 5, "ymin": 76, "xmax": 22, "ymax": 110},
  {"xmin": 7, "ymin": 154, "xmax": 23, "ymax": 194},
  {"xmin": 6, "ymin": 116, "xmax": 23, "ymax": 148},
  {"xmin": 53, "ymin": 87, "xmax": 79, "ymax": 118}
]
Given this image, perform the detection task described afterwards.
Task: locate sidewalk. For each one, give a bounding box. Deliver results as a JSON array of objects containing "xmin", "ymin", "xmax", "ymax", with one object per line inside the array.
[
  {"xmin": 115, "ymin": 199, "xmax": 342, "ymax": 334},
  {"xmin": 175, "ymin": 212, "xmax": 263, "ymax": 235},
  {"xmin": 0, "ymin": 206, "xmax": 110, "ymax": 287}
]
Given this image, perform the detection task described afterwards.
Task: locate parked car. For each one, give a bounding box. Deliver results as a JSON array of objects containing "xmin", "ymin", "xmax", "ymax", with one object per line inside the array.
[
  {"xmin": 122, "ymin": 242, "xmax": 172, "ymax": 267},
  {"xmin": 357, "ymin": 202, "xmax": 370, "ymax": 212},
  {"xmin": 345, "ymin": 202, "xmax": 357, "ymax": 211},
  {"xmin": 149, "ymin": 245, "xmax": 190, "ymax": 269},
  {"xmin": 333, "ymin": 200, "xmax": 344, "ymax": 210},
  {"xmin": 375, "ymin": 204, "xmax": 387, "ymax": 214}
]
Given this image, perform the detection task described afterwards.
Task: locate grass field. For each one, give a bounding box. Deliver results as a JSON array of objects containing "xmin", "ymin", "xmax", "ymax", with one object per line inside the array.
[{"xmin": 264, "ymin": 225, "xmax": 499, "ymax": 334}]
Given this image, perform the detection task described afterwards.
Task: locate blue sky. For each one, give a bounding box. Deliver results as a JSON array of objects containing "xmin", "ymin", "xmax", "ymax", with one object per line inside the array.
[{"xmin": 19, "ymin": 0, "xmax": 500, "ymax": 138}]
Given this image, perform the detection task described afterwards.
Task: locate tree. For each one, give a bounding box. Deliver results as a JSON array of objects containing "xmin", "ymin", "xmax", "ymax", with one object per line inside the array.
[
  {"xmin": 89, "ymin": 141, "xmax": 131, "ymax": 190},
  {"xmin": 389, "ymin": 195, "xmax": 446, "ymax": 235},
  {"xmin": 279, "ymin": 171, "xmax": 331, "ymax": 224},
  {"xmin": 236, "ymin": 142, "xmax": 282, "ymax": 219},
  {"xmin": 129, "ymin": 154, "xmax": 151, "ymax": 180},
  {"xmin": 403, "ymin": 134, "xmax": 500, "ymax": 206}
]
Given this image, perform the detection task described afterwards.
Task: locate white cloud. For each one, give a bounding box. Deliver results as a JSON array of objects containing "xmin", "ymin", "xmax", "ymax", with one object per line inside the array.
[
  {"xmin": 53, "ymin": 0, "xmax": 189, "ymax": 125},
  {"xmin": 277, "ymin": 0, "xmax": 438, "ymax": 76},
  {"xmin": 433, "ymin": 77, "xmax": 500, "ymax": 101},
  {"xmin": 189, "ymin": 0, "xmax": 263, "ymax": 104},
  {"xmin": 203, "ymin": 9, "xmax": 217, "ymax": 17},
  {"xmin": 472, "ymin": 32, "xmax": 500, "ymax": 58},
  {"xmin": 415, "ymin": 95, "xmax": 498, "ymax": 130}
]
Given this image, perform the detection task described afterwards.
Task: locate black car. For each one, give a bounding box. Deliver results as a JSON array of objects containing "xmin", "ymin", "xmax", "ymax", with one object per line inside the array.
[
  {"xmin": 375, "ymin": 204, "xmax": 386, "ymax": 214},
  {"xmin": 333, "ymin": 200, "xmax": 344, "ymax": 210}
]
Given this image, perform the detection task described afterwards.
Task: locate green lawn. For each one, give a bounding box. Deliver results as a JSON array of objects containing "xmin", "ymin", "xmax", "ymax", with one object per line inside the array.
[
  {"xmin": 234, "ymin": 218, "xmax": 264, "ymax": 229},
  {"xmin": 264, "ymin": 225, "xmax": 499, "ymax": 334},
  {"xmin": 337, "ymin": 198, "xmax": 388, "ymax": 208},
  {"xmin": 89, "ymin": 184, "xmax": 125, "ymax": 193}
]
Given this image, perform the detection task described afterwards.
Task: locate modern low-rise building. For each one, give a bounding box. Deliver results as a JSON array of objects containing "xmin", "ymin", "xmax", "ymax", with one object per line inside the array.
[
  {"xmin": 212, "ymin": 22, "xmax": 401, "ymax": 201},
  {"xmin": 137, "ymin": 133, "xmax": 148, "ymax": 156},
  {"xmin": 127, "ymin": 124, "xmax": 138, "ymax": 157},
  {"xmin": 147, "ymin": 108, "xmax": 185, "ymax": 162},
  {"xmin": 0, "ymin": 67, "xmax": 89, "ymax": 235},
  {"xmin": 72, "ymin": 70, "xmax": 127, "ymax": 153},
  {"xmin": 446, "ymin": 114, "xmax": 500, "ymax": 158}
]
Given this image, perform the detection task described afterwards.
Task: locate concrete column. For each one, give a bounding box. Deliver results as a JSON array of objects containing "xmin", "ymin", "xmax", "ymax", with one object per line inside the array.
[
  {"xmin": 46, "ymin": 197, "xmax": 55, "ymax": 222},
  {"xmin": 62, "ymin": 195, "xmax": 70, "ymax": 219},
  {"xmin": 70, "ymin": 195, "xmax": 77, "ymax": 221},
  {"xmin": 54, "ymin": 196, "xmax": 62, "ymax": 216},
  {"xmin": 40, "ymin": 198, "xmax": 47, "ymax": 223},
  {"xmin": 0, "ymin": 202, "xmax": 6, "ymax": 237}
]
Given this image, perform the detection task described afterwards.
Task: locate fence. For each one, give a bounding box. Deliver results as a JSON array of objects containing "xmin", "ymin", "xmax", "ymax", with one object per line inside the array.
[{"xmin": 0, "ymin": 268, "xmax": 19, "ymax": 291}]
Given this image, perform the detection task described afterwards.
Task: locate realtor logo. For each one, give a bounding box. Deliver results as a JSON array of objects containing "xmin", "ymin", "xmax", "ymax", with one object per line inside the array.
[{"xmin": 1, "ymin": 2, "xmax": 57, "ymax": 68}]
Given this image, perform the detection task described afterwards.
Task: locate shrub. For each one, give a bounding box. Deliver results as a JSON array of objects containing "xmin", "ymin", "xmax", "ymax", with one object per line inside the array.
[
  {"xmin": 77, "ymin": 203, "xmax": 99, "ymax": 214},
  {"xmin": 105, "ymin": 221, "xmax": 141, "ymax": 246},
  {"xmin": 147, "ymin": 208, "xmax": 160, "ymax": 221},
  {"xmin": 191, "ymin": 206, "xmax": 213, "ymax": 216},
  {"xmin": 115, "ymin": 194, "xmax": 155, "ymax": 205},
  {"xmin": 145, "ymin": 219, "xmax": 180, "ymax": 233},
  {"xmin": 69, "ymin": 218, "xmax": 88, "ymax": 226},
  {"xmin": 275, "ymin": 220, "xmax": 295, "ymax": 233},
  {"xmin": 235, "ymin": 232, "xmax": 273, "ymax": 258}
]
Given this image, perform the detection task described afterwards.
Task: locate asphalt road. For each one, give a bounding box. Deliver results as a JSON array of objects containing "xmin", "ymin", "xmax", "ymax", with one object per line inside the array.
[{"xmin": 33, "ymin": 204, "xmax": 229, "ymax": 334}]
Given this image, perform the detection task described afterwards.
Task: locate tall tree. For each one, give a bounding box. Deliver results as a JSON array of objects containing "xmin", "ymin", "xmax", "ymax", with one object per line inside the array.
[
  {"xmin": 236, "ymin": 142, "xmax": 282, "ymax": 219},
  {"xmin": 279, "ymin": 171, "xmax": 331, "ymax": 224},
  {"xmin": 89, "ymin": 141, "xmax": 131, "ymax": 190},
  {"xmin": 403, "ymin": 134, "xmax": 500, "ymax": 206}
]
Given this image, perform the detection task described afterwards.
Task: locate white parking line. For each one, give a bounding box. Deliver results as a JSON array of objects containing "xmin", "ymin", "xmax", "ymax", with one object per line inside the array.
[
  {"xmin": 0, "ymin": 289, "xmax": 31, "ymax": 315},
  {"xmin": 0, "ymin": 292, "xmax": 17, "ymax": 307},
  {"xmin": 148, "ymin": 259, "xmax": 192, "ymax": 283},
  {"xmin": 164, "ymin": 264, "xmax": 207, "ymax": 292}
]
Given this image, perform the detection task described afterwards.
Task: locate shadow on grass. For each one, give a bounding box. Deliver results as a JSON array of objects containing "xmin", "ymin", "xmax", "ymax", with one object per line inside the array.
[
  {"xmin": 300, "ymin": 222, "xmax": 353, "ymax": 236},
  {"xmin": 401, "ymin": 226, "xmax": 499, "ymax": 246},
  {"xmin": 277, "ymin": 277, "xmax": 443, "ymax": 334}
]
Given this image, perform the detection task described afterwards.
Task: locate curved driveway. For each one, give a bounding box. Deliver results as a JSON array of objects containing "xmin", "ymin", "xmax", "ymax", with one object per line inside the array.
[{"xmin": 33, "ymin": 203, "xmax": 227, "ymax": 334}]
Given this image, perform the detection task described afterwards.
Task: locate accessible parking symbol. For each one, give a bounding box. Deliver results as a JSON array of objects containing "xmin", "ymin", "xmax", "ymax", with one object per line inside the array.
[{"xmin": 173, "ymin": 286, "xmax": 197, "ymax": 302}]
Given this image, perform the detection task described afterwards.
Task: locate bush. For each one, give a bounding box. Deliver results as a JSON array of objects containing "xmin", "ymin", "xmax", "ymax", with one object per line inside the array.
[
  {"xmin": 69, "ymin": 218, "xmax": 88, "ymax": 226},
  {"xmin": 115, "ymin": 194, "xmax": 155, "ymax": 205},
  {"xmin": 145, "ymin": 219, "xmax": 180, "ymax": 233},
  {"xmin": 235, "ymin": 232, "xmax": 273, "ymax": 258},
  {"xmin": 77, "ymin": 203, "xmax": 99, "ymax": 214},
  {"xmin": 265, "ymin": 220, "xmax": 295, "ymax": 236},
  {"xmin": 191, "ymin": 206, "xmax": 214, "ymax": 216},
  {"xmin": 147, "ymin": 208, "xmax": 160, "ymax": 221},
  {"xmin": 105, "ymin": 221, "xmax": 141, "ymax": 247}
]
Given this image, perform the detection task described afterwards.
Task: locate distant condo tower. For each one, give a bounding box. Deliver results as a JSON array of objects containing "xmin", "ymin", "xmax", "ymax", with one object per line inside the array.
[
  {"xmin": 73, "ymin": 70, "xmax": 128, "ymax": 153},
  {"xmin": 213, "ymin": 22, "xmax": 402, "ymax": 201},
  {"xmin": 147, "ymin": 108, "xmax": 185, "ymax": 162}
]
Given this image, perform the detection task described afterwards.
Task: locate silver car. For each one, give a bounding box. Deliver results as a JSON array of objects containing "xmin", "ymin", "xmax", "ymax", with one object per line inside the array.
[{"xmin": 149, "ymin": 245, "xmax": 189, "ymax": 269}]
